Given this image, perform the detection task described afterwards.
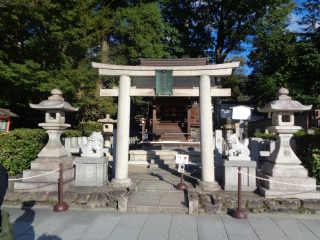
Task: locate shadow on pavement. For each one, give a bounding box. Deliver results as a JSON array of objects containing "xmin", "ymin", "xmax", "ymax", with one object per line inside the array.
[{"xmin": 12, "ymin": 201, "xmax": 62, "ymax": 240}]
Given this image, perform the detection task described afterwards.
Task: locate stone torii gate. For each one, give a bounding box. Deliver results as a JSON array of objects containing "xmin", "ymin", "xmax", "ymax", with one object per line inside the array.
[{"xmin": 92, "ymin": 61, "xmax": 240, "ymax": 190}]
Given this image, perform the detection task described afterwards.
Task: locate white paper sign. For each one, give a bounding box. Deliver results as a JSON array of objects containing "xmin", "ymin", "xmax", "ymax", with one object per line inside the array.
[
  {"xmin": 144, "ymin": 134, "xmax": 148, "ymax": 140},
  {"xmin": 175, "ymin": 154, "xmax": 189, "ymax": 164},
  {"xmin": 178, "ymin": 163, "xmax": 185, "ymax": 173},
  {"xmin": 231, "ymin": 106, "xmax": 252, "ymax": 120}
]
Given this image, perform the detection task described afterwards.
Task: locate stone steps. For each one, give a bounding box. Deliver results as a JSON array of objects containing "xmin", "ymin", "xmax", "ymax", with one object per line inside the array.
[
  {"xmin": 129, "ymin": 172, "xmax": 201, "ymax": 181},
  {"xmin": 150, "ymin": 159, "xmax": 177, "ymax": 164}
]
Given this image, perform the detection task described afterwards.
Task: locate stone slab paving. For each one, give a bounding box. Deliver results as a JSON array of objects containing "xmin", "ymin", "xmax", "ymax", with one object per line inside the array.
[{"xmin": 3, "ymin": 205, "xmax": 320, "ymax": 240}]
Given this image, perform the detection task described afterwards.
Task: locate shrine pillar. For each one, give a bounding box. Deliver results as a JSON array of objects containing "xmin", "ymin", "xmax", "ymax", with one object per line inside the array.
[
  {"xmin": 111, "ymin": 75, "xmax": 132, "ymax": 187},
  {"xmin": 198, "ymin": 75, "xmax": 221, "ymax": 191}
]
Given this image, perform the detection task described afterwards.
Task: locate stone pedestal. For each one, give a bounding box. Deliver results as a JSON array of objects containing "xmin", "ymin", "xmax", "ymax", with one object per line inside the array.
[
  {"xmin": 74, "ymin": 157, "xmax": 108, "ymax": 186},
  {"xmin": 14, "ymin": 157, "xmax": 75, "ymax": 192},
  {"xmin": 222, "ymin": 158, "xmax": 257, "ymax": 191},
  {"xmin": 37, "ymin": 125, "xmax": 70, "ymax": 158}
]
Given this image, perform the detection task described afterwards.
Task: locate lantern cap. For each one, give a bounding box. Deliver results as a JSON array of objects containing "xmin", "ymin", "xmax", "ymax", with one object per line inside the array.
[
  {"xmin": 258, "ymin": 88, "xmax": 312, "ymax": 113},
  {"xmin": 30, "ymin": 89, "xmax": 79, "ymax": 112}
]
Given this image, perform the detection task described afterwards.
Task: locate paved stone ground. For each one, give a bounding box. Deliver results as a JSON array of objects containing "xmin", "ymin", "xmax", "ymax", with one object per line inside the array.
[{"xmin": 2, "ymin": 205, "xmax": 320, "ymax": 240}]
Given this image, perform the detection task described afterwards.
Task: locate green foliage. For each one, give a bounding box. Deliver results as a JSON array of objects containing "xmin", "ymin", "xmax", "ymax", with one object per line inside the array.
[
  {"xmin": 196, "ymin": 0, "xmax": 294, "ymax": 64},
  {"xmin": 293, "ymin": 128, "xmax": 320, "ymax": 184},
  {"xmin": 0, "ymin": 129, "xmax": 47, "ymax": 176},
  {"xmin": 253, "ymin": 131, "xmax": 276, "ymax": 140},
  {"xmin": 159, "ymin": 0, "xmax": 212, "ymax": 58},
  {"xmin": 61, "ymin": 130, "xmax": 83, "ymax": 138},
  {"xmin": 77, "ymin": 121, "xmax": 103, "ymax": 137},
  {"xmin": 110, "ymin": 2, "xmax": 169, "ymax": 65},
  {"xmin": 221, "ymin": 55, "xmax": 250, "ymax": 101},
  {"xmin": 248, "ymin": 2, "xmax": 320, "ymax": 108},
  {"xmin": 0, "ymin": 0, "xmax": 120, "ymax": 128}
]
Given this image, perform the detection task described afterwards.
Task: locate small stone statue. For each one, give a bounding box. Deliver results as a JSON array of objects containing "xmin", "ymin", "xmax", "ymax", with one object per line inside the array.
[
  {"xmin": 226, "ymin": 134, "xmax": 250, "ymax": 157},
  {"xmin": 81, "ymin": 132, "xmax": 104, "ymax": 157}
]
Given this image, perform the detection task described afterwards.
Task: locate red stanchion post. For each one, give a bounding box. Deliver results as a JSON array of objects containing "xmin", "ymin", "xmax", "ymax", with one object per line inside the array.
[
  {"xmin": 54, "ymin": 163, "xmax": 68, "ymax": 212},
  {"xmin": 177, "ymin": 152, "xmax": 188, "ymax": 190},
  {"xmin": 232, "ymin": 167, "xmax": 247, "ymax": 219}
]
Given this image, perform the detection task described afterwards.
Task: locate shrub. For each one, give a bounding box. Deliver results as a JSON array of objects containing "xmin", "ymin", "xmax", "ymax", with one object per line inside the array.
[
  {"xmin": 77, "ymin": 121, "xmax": 103, "ymax": 137},
  {"xmin": 293, "ymin": 128, "xmax": 320, "ymax": 184},
  {"xmin": 61, "ymin": 129, "xmax": 83, "ymax": 138},
  {"xmin": 253, "ymin": 131, "xmax": 276, "ymax": 140},
  {"xmin": 0, "ymin": 129, "xmax": 47, "ymax": 176}
]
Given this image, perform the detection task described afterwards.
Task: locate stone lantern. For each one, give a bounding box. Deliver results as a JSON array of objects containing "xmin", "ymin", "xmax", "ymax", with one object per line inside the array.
[
  {"xmin": 257, "ymin": 87, "xmax": 319, "ymax": 198},
  {"xmin": 222, "ymin": 117, "xmax": 235, "ymax": 135},
  {"xmin": 30, "ymin": 89, "xmax": 79, "ymax": 158},
  {"xmin": 98, "ymin": 114, "xmax": 117, "ymax": 160},
  {"xmin": 14, "ymin": 89, "xmax": 78, "ymax": 192}
]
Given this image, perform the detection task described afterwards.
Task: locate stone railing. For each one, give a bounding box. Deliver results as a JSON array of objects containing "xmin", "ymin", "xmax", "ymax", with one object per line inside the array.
[{"xmin": 61, "ymin": 136, "xmax": 140, "ymax": 156}]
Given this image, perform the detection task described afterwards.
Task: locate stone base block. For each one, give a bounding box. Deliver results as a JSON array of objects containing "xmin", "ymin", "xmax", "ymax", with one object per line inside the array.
[
  {"xmin": 110, "ymin": 178, "xmax": 132, "ymax": 188},
  {"xmin": 222, "ymin": 159, "xmax": 257, "ymax": 191},
  {"xmin": 227, "ymin": 156, "xmax": 251, "ymax": 161},
  {"xmin": 31, "ymin": 157, "xmax": 74, "ymax": 170},
  {"xmin": 75, "ymin": 157, "xmax": 108, "ymax": 187},
  {"xmin": 259, "ymin": 171, "xmax": 316, "ymax": 191},
  {"xmin": 196, "ymin": 180, "xmax": 221, "ymax": 191},
  {"xmin": 14, "ymin": 179, "xmax": 74, "ymax": 192},
  {"xmin": 258, "ymin": 185, "xmax": 320, "ymax": 199},
  {"xmin": 81, "ymin": 153, "xmax": 104, "ymax": 158},
  {"xmin": 22, "ymin": 167, "xmax": 74, "ymax": 183},
  {"xmin": 14, "ymin": 157, "xmax": 75, "ymax": 192},
  {"xmin": 262, "ymin": 162, "xmax": 309, "ymax": 178}
]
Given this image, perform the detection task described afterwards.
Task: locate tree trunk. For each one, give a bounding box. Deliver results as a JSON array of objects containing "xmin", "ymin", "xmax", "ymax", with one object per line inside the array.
[{"xmin": 101, "ymin": 37, "xmax": 109, "ymax": 64}]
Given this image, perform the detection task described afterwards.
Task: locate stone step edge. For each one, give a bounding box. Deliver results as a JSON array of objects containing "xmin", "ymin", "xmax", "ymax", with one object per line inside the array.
[{"xmin": 127, "ymin": 204, "xmax": 188, "ymax": 213}]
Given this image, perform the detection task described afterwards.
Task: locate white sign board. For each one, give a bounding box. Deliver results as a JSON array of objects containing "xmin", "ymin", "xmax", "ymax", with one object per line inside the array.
[
  {"xmin": 231, "ymin": 106, "xmax": 252, "ymax": 120},
  {"xmin": 178, "ymin": 163, "xmax": 185, "ymax": 173},
  {"xmin": 175, "ymin": 154, "xmax": 189, "ymax": 164},
  {"xmin": 144, "ymin": 134, "xmax": 148, "ymax": 140}
]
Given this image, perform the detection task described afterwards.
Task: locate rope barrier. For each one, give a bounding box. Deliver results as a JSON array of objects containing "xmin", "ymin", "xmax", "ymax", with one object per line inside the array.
[
  {"xmin": 8, "ymin": 168, "xmax": 60, "ymax": 181},
  {"xmin": 239, "ymin": 170, "xmax": 320, "ymax": 187}
]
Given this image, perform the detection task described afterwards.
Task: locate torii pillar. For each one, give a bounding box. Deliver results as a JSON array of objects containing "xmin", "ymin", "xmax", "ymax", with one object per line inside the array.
[{"xmin": 92, "ymin": 62, "xmax": 240, "ymax": 189}]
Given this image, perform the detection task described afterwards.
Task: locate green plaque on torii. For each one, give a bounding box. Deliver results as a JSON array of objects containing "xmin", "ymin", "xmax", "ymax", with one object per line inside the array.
[{"xmin": 155, "ymin": 69, "xmax": 173, "ymax": 95}]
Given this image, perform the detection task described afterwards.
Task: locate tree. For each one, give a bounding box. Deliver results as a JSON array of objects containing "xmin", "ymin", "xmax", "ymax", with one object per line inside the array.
[
  {"xmin": 109, "ymin": 2, "xmax": 169, "ymax": 65},
  {"xmin": 196, "ymin": 0, "xmax": 295, "ymax": 128},
  {"xmin": 0, "ymin": 0, "xmax": 169, "ymax": 128},
  {"xmin": 0, "ymin": 0, "xmax": 104, "ymax": 127},
  {"xmin": 159, "ymin": 0, "xmax": 213, "ymax": 58},
  {"xmin": 248, "ymin": 3, "xmax": 320, "ymax": 108},
  {"xmin": 221, "ymin": 55, "xmax": 250, "ymax": 102}
]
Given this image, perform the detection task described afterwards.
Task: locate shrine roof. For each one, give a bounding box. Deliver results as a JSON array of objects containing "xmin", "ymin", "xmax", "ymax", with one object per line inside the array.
[{"xmin": 0, "ymin": 109, "xmax": 19, "ymax": 117}]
